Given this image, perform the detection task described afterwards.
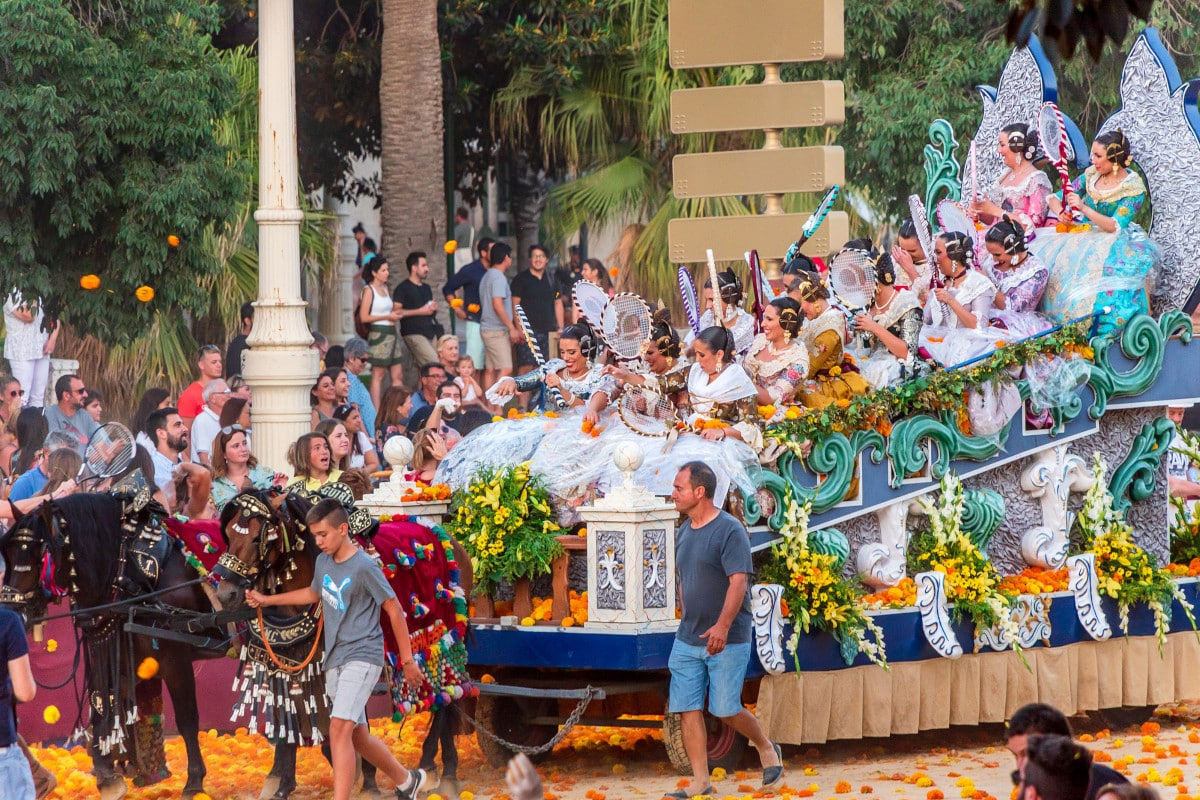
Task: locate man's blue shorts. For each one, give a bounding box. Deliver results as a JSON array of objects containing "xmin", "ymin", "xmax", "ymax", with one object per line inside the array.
[{"xmin": 667, "ymin": 639, "xmax": 751, "ymax": 718}]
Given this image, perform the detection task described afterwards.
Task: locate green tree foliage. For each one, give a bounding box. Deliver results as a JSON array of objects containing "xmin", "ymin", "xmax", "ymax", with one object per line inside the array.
[{"xmin": 0, "ymin": 0, "xmax": 242, "ymax": 344}]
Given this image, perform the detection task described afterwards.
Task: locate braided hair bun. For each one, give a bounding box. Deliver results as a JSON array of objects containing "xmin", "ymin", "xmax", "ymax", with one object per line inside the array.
[{"xmin": 649, "ymin": 307, "xmax": 681, "ymax": 359}]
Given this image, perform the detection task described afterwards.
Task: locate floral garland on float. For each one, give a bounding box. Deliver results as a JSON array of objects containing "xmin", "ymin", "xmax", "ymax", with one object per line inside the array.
[
  {"xmin": 908, "ymin": 474, "xmax": 1020, "ymax": 650},
  {"xmin": 1169, "ymin": 427, "xmax": 1200, "ymax": 567},
  {"xmin": 760, "ymin": 493, "xmax": 888, "ymax": 669},
  {"xmin": 766, "ymin": 325, "xmax": 1093, "ymax": 446},
  {"xmin": 1075, "ymin": 454, "xmax": 1197, "ymax": 648},
  {"xmin": 444, "ymin": 462, "xmax": 564, "ymax": 596}
]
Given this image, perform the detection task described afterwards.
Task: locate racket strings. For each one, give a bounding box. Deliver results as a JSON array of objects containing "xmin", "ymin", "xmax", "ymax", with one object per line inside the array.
[
  {"xmin": 618, "ymin": 388, "xmax": 680, "ymax": 437},
  {"xmin": 602, "ymin": 294, "xmax": 652, "ymax": 359}
]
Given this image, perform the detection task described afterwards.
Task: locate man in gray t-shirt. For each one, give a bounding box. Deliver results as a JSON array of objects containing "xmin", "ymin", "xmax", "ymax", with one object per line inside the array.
[
  {"xmin": 246, "ymin": 499, "xmax": 430, "ymax": 800},
  {"xmin": 478, "ymin": 242, "xmax": 522, "ymax": 390},
  {"xmin": 43, "ymin": 374, "xmax": 98, "ymax": 455},
  {"xmin": 665, "ymin": 462, "xmax": 783, "ymax": 799}
]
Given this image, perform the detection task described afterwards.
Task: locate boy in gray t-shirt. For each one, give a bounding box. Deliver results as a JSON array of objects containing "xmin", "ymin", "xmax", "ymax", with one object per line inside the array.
[{"xmin": 248, "ymin": 499, "xmax": 429, "ymax": 800}]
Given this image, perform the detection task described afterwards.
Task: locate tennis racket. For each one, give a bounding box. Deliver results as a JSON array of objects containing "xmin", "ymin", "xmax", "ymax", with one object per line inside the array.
[
  {"xmin": 78, "ymin": 422, "xmax": 136, "ymax": 483},
  {"xmin": 601, "ymin": 293, "xmax": 652, "ymax": 359},
  {"xmin": 677, "ymin": 266, "xmax": 701, "ymax": 337},
  {"xmin": 1038, "ymin": 101, "xmax": 1074, "ymax": 223},
  {"xmin": 617, "ymin": 386, "xmax": 683, "ymax": 437},
  {"xmin": 911, "ymin": 194, "xmax": 948, "ymax": 321},
  {"xmin": 572, "ymin": 280, "xmax": 609, "ymax": 329},
  {"xmin": 785, "ymin": 184, "xmax": 840, "ymax": 265},
  {"xmin": 514, "ymin": 304, "xmax": 568, "ymax": 409},
  {"xmin": 828, "ymin": 248, "xmax": 877, "ymax": 317},
  {"xmin": 967, "ymin": 139, "xmax": 978, "ymax": 205}
]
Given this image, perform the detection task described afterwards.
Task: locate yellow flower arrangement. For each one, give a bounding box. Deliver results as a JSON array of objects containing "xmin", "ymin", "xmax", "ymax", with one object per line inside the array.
[
  {"xmin": 761, "ymin": 494, "xmax": 887, "ymax": 668},
  {"xmin": 1077, "ymin": 454, "xmax": 1195, "ymax": 647},
  {"xmin": 445, "ymin": 462, "xmax": 564, "ymax": 594},
  {"xmin": 911, "ymin": 474, "xmax": 1016, "ymax": 642}
]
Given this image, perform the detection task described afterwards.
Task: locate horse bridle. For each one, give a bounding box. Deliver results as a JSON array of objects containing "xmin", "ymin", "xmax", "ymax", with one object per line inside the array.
[
  {"xmin": 214, "ymin": 493, "xmax": 305, "ymax": 590},
  {"xmin": 0, "ymin": 525, "xmax": 45, "ymax": 606}
]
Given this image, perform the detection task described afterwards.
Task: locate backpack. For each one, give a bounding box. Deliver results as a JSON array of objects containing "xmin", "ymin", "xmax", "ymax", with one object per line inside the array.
[{"xmin": 354, "ymin": 287, "xmax": 372, "ymax": 340}]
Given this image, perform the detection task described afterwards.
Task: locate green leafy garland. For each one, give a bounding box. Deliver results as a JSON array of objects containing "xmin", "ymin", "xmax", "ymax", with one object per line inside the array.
[
  {"xmin": 759, "ymin": 495, "xmax": 887, "ymax": 668},
  {"xmin": 444, "ymin": 462, "xmax": 565, "ymax": 595},
  {"xmin": 767, "ymin": 325, "xmax": 1092, "ymax": 446}
]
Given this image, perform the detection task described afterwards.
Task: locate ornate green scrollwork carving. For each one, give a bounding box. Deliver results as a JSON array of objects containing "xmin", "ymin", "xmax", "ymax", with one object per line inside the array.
[
  {"xmin": 774, "ymin": 430, "xmax": 886, "ymax": 515},
  {"xmin": 808, "ymin": 528, "xmax": 850, "ymax": 572},
  {"xmin": 924, "ymin": 118, "xmax": 961, "ymax": 221},
  {"xmin": 1087, "ymin": 311, "xmax": 1191, "ymax": 419},
  {"xmin": 1109, "ymin": 417, "xmax": 1174, "ymax": 514},
  {"xmin": 961, "ymin": 489, "xmax": 1005, "ymax": 557},
  {"xmin": 744, "ymin": 469, "xmax": 791, "ymax": 530},
  {"xmin": 885, "ymin": 412, "xmax": 1007, "ymax": 488}
]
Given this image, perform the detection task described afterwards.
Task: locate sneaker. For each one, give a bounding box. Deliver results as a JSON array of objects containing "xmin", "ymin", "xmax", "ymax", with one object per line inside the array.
[{"xmin": 395, "ymin": 768, "xmax": 426, "ymax": 800}]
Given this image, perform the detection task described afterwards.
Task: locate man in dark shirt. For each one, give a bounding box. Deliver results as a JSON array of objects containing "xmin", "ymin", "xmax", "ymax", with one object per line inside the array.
[
  {"xmin": 225, "ymin": 302, "xmax": 254, "ymax": 378},
  {"xmin": 443, "ymin": 237, "xmax": 493, "ymax": 371},
  {"xmin": 394, "ymin": 251, "xmax": 440, "ymax": 368},
  {"xmin": 1005, "ymin": 703, "xmax": 1126, "ymax": 800},
  {"xmin": 511, "ymin": 244, "xmax": 564, "ymax": 401},
  {"xmin": 406, "ymin": 381, "xmax": 466, "ymax": 439},
  {"xmin": 666, "ymin": 462, "xmax": 782, "ymax": 799}
]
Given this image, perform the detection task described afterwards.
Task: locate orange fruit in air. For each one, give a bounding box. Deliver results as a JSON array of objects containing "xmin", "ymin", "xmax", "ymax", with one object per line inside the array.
[
  {"xmin": 135, "ymin": 286, "xmax": 155, "ymax": 303},
  {"xmin": 444, "ymin": 240, "xmax": 458, "ymax": 254},
  {"xmin": 80, "ymin": 274, "xmax": 101, "ymax": 290},
  {"xmin": 167, "ymin": 234, "xmax": 180, "ymax": 247}
]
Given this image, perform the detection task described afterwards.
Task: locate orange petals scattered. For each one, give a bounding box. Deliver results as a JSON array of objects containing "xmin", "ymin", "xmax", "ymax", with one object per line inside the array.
[
  {"xmin": 444, "ymin": 240, "xmax": 458, "ymax": 254},
  {"xmin": 167, "ymin": 234, "xmax": 180, "ymax": 247}
]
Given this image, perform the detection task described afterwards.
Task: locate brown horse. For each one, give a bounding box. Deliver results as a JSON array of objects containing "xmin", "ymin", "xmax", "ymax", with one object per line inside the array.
[
  {"xmin": 212, "ymin": 488, "xmax": 380, "ymax": 800},
  {"xmin": 0, "ymin": 492, "xmax": 225, "ymax": 800}
]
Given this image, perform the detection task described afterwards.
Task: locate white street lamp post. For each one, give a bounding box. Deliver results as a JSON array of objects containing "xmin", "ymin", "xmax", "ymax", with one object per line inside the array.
[{"xmin": 242, "ymin": 0, "xmax": 318, "ymax": 473}]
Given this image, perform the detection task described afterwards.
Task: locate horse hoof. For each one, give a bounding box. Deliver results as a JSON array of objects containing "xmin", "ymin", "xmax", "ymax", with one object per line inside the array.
[
  {"xmin": 259, "ymin": 776, "xmax": 282, "ymax": 800},
  {"xmin": 97, "ymin": 777, "xmax": 128, "ymax": 800}
]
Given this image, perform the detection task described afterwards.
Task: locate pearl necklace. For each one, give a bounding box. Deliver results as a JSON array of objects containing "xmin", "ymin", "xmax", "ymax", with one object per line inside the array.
[{"xmin": 873, "ymin": 288, "xmax": 897, "ymax": 314}]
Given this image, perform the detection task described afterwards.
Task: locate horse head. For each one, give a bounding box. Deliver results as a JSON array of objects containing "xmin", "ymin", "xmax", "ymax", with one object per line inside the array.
[
  {"xmin": 214, "ymin": 489, "xmax": 314, "ymax": 609},
  {"xmin": 0, "ymin": 502, "xmax": 64, "ymax": 625}
]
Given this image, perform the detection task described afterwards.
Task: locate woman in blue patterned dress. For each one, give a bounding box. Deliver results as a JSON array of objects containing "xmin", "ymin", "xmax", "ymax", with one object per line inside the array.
[{"xmin": 1036, "ymin": 130, "xmax": 1161, "ymax": 336}]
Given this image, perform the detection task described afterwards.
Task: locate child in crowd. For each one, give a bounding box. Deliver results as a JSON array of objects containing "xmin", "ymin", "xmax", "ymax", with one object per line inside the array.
[
  {"xmin": 246, "ymin": 499, "xmax": 429, "ymax": 800},
  {"xmin": 454, "ymin": 355, "xmax": 488, "ymax": 413}
]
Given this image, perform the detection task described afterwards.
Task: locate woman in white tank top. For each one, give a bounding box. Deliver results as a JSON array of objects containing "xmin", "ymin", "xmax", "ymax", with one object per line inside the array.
[{"xmin": 359, "ymin": 257, "xmax": 403, "ymax": 410}]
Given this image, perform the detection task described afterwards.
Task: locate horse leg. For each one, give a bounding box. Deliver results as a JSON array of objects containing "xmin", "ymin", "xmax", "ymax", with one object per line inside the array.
[
  {"xmin": 92, "ymin": 741, "xmax": 127, "ymax": 800},
  {"xmin": 160, "ymin": 649, "xmax": 206, "ymax": 798},
  {"xmin": 262, "ymin": 741, "xmax": 297, "ymax": 800},
  {"xmin": 361, "ymin": 757, "xmax": 379, "ymax": 795}
]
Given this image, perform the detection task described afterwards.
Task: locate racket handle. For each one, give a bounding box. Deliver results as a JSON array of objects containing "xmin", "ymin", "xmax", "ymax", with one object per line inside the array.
[{"xmin": 515, "ymin": 305, "xmax": 568, "ymax": 409}]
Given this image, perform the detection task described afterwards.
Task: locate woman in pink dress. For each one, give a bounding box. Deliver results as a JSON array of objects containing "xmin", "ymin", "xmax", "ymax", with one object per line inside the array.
[{"xmin": 969, "ymin": 123, "xmax": 1054, "ymax": 233}]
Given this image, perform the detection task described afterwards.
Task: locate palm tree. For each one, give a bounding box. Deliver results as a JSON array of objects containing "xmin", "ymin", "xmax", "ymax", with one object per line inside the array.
[
  {"xmin": 57, "ymin": 47, "xmax": 335, "ymax": 418},
  {"xmin": 491, "ymin": 0, "xmax": 856, "ymax": 307},
  {"xmin": 379, "ymin": 0, "xmax": 448, "ymax": 292}
]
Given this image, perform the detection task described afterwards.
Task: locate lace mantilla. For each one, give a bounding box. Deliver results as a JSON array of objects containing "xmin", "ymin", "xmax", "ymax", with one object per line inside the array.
[{"xmin": 1084, "ymin": 167, "xmax": 1146, "ymax": 206}]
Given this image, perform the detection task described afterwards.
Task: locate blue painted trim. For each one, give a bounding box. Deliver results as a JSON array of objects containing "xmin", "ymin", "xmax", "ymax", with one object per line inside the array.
[{"xmin": 467, "ymin": 580, "xmax": 1200, "ymax": 674}]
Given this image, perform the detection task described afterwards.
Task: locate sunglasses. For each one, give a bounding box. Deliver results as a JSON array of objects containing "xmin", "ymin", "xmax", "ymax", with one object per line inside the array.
[
  {"xmin": 200, "ymin": 344, "xmax": 221, "ymax": 354},
  {"xmin": 221, "ymin": 424, "xmax": 246, "ymax": 435},
  {"xmin": 7, "ymin": 389, "xmax": 23, "ymax": 397}
]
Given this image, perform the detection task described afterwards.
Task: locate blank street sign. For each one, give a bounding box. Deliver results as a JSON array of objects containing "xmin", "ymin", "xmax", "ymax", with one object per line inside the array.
[
  {"xmin": 668, "ymin": 211, "xmax": 850, "ymax": 264},
  {"xmin": 670, "ymin": 82, "xmax": 845, "ymax": 134},
  {"xmin": 673, "ymin": 147, "xmax": 844, "ymax": 198},
  {"xmin": 669, "ymin": 0, "xmax": 845, "ymax": 68}
]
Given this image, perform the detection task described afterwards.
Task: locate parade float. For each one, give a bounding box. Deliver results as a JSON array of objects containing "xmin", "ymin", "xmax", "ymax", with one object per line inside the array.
[{"xmin": 418, "ymin": 25, "xmax": 1200, "ymax": 776}]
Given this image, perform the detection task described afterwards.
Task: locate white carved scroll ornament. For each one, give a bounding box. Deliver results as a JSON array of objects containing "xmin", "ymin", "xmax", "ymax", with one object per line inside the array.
[
  {"xmin": 751, "ymin": 583, "xmax": 787, "ymax": 675},
  {"xmin": 915, "ymin": 570, "xmax": 964, "ymax": 659},
  {"xmin": 1066, "ymin": 553, "xmax": 1113, "ymax": 641},
  {"xmin": 1020, "ymin": 446, "xmax": 1094, "ymax": 569}
]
